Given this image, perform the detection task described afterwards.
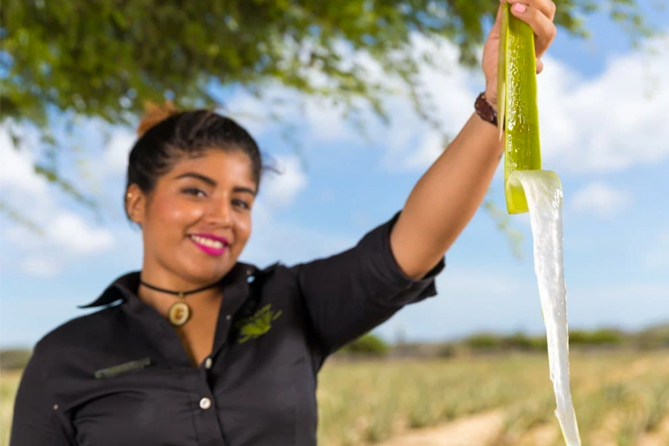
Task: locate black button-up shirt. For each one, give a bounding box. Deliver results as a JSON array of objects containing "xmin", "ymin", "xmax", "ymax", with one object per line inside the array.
[{"xmin": 10, "ymin": 211, "xmax": 445, "ymax": 446}]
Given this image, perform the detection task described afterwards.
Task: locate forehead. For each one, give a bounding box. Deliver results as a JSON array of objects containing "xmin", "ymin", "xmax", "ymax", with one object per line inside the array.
[{"xmin": 169, "ymin": 150, "xmax": 255, "ymax": 184}]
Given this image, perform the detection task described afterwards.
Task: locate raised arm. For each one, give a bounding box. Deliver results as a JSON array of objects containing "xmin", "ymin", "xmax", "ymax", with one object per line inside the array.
[{"xmin": 390, "ymin": 0, "xmax": 557, "ymax": 280}]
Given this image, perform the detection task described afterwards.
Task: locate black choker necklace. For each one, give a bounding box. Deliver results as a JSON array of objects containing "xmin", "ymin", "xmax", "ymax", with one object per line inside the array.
[{"xmin": 139, "ymin": 276, "xmax": 224, "ymax": 327}]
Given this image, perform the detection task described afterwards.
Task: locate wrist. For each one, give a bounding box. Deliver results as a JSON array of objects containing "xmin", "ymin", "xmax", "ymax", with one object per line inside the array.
[
  {"xmin": 484, "ymin": 89, "xmax": 498, "ymax": 112},
  {"xmin": 474, "ymin": 92, "xmax": 498, "ymax": 127}
]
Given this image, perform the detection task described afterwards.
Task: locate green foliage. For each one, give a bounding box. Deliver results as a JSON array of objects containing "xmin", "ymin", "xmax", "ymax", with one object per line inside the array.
[
  {"xmin": 502, "ymin": 331, "xmax": 547, "ymax": 350},
  {"xmin": 569, "ymin": 328, "xmax": 625, "ymax": 346},
  {"xmin": 436, "ymin": 343, "xmax": 458, "ymax": 358},
  {"xmin": 0, "ymin": 0, "xmax": 659, "ymax": 231},
  {"xmin": 461, "ymin": 331, "xmax": 547, "ymax": 351},
  {"xmin": 2, "ymin": 0, "xmax": 656, "ymax": 129},
  {"xmin": 460, "ymin": 328, "xmax": 628, "ymax": 353},
  {"xmin": 635, "ymin": 323, "xmax": 669, "ymax": 349},
  {"xmin": 339, "ymin": 333, "xmax": 389, "ymax": 356},
  {"xmin": 0, "ymin": 349, "xmax": 32, "ymax": 370},
  {"xmin": 394, "ymin": 324, "xmax": 669, "ymax": 359},
  {"xmin": 464, "ymin": 332, "xmax": 503, "ymax": 350}
]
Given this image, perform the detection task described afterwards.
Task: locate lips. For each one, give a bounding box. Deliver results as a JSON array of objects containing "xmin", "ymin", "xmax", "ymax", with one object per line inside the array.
[
  {"xmin": 190, "ymin": 233, "xmax": 230, "ymax": 246},
  {"xmin": 188, "ymin": 235, "xmax": 229, "ymax": 257}
]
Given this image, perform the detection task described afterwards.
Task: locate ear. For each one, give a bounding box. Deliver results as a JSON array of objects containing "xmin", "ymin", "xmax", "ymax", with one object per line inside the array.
[{"xmin": 126, "ymin": 185, "xmax": 147, "ymax": 226}]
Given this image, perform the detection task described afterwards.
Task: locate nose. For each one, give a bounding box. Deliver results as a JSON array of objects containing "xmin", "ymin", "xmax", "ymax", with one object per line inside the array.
[{"xmin": 207, "ymin": 196, "xmax": 233, "ymax": 227}]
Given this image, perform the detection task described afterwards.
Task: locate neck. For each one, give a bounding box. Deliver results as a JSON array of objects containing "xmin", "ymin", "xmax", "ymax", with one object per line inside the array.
[{"xmin": 137, "ymin": 269, "xmax": 224, "ymax": 313}]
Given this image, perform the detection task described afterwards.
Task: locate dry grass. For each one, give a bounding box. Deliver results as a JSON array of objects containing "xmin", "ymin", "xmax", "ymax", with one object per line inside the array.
[
  {"xmin": 0, "ymin": 370, "xmax": 22, "ymax": 446},
  {"xmin": 316, "ymin": 351, "xmax": 669, "ymax": 446},
  {"xmin": 2, "ymin": 351, "xmax": 668, "ymax": 446}
]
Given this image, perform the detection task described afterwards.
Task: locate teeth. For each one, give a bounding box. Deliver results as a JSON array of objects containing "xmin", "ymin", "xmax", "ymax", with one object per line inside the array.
[{"xmin": 190, "ymin": 235, "xmax": 225, "ymax": 249}]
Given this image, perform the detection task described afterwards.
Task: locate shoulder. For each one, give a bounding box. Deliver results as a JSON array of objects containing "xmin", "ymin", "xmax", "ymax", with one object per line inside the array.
[
  {"xmin": 245, "ymin": 261, "xmax": 302, "ymax": 295},
  {"xmin": 34, "ymin": 305, "xmax": 122, "ymax": 361},
  {"xmin": 245, "ymin": 260, "xmax": 294, "ymax": 282},
  {"xmin": 255, "ymin": 261, "xmax": 283, "ymax": 276}
]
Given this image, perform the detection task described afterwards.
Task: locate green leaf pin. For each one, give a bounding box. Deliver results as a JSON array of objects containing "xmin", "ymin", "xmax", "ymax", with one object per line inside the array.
[{"xmin": 235, "ymin": 303, "xmax": 283, "ymax": 343}]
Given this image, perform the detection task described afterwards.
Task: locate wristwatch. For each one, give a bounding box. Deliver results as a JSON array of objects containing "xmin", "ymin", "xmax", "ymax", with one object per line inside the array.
[{"xmin": 474, "ymin": 92, "xmax": 498, "ymax": 127}]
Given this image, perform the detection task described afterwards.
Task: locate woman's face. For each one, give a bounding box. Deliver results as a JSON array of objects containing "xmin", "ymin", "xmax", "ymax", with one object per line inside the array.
[{"xmin": 127, "ymin": 149, "xmax": 256, "ymax": 287}]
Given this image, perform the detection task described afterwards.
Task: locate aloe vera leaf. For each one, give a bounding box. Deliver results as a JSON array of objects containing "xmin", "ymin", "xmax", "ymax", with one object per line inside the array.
[
  {"xmin": 497, "ymin": 3, "xmax": 508, "ymax": 142},
  {"xmin": 500, "ymin": 1, "xmax": 542, "ymax": 214}
]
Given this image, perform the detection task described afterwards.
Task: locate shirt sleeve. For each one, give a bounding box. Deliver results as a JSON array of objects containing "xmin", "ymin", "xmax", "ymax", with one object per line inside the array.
[
  {"xmin": 290, "ymin": 209, "xmax": 446, "ymax": 355},
  {"xmin": 10, "ymin": 343, "xmax": 74, "ymax": 446}
]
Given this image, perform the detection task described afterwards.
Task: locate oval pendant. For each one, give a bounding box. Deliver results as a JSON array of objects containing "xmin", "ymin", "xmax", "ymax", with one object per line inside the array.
[{"xmin": 168, "ymin": 301, "xmax": 191, "ymax": 327}]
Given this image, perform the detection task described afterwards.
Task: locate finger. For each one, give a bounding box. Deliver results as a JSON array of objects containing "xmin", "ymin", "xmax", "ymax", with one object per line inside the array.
[
  {"xmin": 536, "ymin": 58, "xmax": 544, "ymax": 74},
  {"xmin": 506, "ymin": 0, "xmax": 556, "ymax": 21},
  {"xmin": 509, "ymin": 4, "xmax": 557, "ymax": 58}
]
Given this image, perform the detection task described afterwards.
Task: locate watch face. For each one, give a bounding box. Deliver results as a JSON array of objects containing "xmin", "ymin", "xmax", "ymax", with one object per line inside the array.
[{"xmin": 168, "ymin": 301, "xmax": 191, "ymax": 326}]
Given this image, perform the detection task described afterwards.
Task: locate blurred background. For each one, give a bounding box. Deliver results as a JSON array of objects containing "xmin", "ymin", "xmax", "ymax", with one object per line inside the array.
[{"xmin": 1, "ymin": 0, "xmax": 668, "ymax": 445}]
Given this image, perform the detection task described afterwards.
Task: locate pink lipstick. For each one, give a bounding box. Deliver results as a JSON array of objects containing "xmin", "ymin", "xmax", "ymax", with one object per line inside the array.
[{"xmin": 188, "ymin": 235, "xmax": 228, "ymax": 257}]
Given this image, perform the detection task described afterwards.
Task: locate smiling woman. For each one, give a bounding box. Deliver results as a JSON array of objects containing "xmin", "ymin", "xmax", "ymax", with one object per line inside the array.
[
  {"xmin": 9, "ymin": 2, "xmax": 559, "ymax": 444},
  {"xmin": 131, "ymin": 150, "xmax": 260, "ymax": 329},
  {"xmin": 123, "ymin": 104, "xmax": 268, "ymax": 343},
  {"xmin": 8, "ymin": 101, "xmax": 447, "ymax": 446}
]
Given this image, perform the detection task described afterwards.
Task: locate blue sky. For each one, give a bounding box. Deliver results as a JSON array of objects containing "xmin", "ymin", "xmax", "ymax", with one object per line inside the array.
[{"xmin": 1, "ymin": 2, "xmax": 668, "ymax": 348}]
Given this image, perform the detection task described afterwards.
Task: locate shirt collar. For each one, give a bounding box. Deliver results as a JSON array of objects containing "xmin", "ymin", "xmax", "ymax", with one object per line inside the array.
[{"xmin": 77, "ymin": 261, "xmax": 278, "ymax": 309}]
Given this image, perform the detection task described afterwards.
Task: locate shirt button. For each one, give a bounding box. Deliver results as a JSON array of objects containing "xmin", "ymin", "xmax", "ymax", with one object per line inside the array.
[
  {"xmin": 225, "ymin": 314, "xmax": 231, "ymax": 321},
  {"xmin": 204, "ymin": 357, "xmax": 213, "ymax": 369},
  {"xmin": 200, "ymin": 397, "xmax": 212, "ymax": 410}
]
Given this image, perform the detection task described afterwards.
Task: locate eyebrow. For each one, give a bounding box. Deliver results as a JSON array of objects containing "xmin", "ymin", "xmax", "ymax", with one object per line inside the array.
[{"xmin": 174, "ymin": 172, "xmax": 256, "ymax": 196}]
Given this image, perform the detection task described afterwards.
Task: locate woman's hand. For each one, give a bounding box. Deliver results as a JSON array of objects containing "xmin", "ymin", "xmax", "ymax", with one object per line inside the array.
[{"xmin": 481, "ymin": 0, "xmax": 558, "ymax": 110}]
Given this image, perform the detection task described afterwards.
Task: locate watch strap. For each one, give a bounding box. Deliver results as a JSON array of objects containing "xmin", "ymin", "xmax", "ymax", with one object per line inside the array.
[{"xmin": 474, "ymin": 92, "xmax": 498, "ymax": 127}]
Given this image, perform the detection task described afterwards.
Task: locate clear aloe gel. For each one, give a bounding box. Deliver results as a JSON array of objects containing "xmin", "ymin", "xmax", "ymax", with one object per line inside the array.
[
  {"xmin": 507, "ymin": 171, "xmax": 581, "ymax": 446},
  {"xmin": 499, "ymin": 2, "xmax": 582, "ymax": 444}
]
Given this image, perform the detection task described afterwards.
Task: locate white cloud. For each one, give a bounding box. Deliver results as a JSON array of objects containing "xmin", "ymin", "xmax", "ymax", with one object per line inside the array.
[
  {"xmin": 538, "ymin": 34, "xmax": 669, "ymax": 172},
  {"xmin": 223, "ymin": 90, "xmax": 297, "ymax": 139},
  {"xmin": 391, "ymin": 32, "xmax": 669, "ymax": 174},
  {"xmin": 4, "ymin": 210, "xmax": 115, "ymax": 277},
  {"xmin": 571, "ymin": 182, "xmax": 632, "ymax": 218},
  {"xmin": 222, "ymin": 34, "xmax": 479, "ymax": 160},
  {"xmin": 102, "ymin": 129, "xmax": 136, "ymax": 176},
  {"xmin": 0, "ymin": 127, "xmax": 50, "ymax": 198},
  {"xmin": 240, "ymin": 201, "xmax": 356, "ymax": 268},
  {"xmin": 238, "ymin": 31, "xmax": 669, "ymax": 176},
  {"xmin": 377, "ymin": 37, "xmax": 481, "ymax": 172},
  {"xmin": 0, "ymin": 125, "xmax": 116, "ymax": 276},
  {"xmin": 258, "ymin": 154, "xmax": 308, "ymax": 209},
  {"xmin": 49, "ymin": 213, "xmax": 114, "ymax": 255},
  {"xmin": 19, "ymin": 256, "xmax": 62, "ymax": 278}
]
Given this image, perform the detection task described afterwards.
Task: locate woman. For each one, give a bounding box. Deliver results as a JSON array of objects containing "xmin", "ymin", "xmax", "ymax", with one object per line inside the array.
[{"xmin": 10, "ymin": 1, "xmax": 557, "ymax": 444}]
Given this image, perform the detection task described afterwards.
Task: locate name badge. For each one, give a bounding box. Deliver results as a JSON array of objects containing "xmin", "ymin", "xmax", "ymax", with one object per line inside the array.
[{"xmin": 94, "ymin": 357, "xmax": 153, "ymax": 379}]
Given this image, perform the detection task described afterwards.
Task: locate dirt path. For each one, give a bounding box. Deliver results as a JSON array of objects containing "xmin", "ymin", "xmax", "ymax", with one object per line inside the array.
[
  {"xmin": 636, "ymin": 415, "xmax": 669, "ymax": 446},
  {"xmin": 378, "ymin": 410, "xmax": 506, "ymax": 446}
]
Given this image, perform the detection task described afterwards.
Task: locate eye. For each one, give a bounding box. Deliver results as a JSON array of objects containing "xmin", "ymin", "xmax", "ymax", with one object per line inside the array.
[
  {"xmin": 233, "ymin": 199, "xmax": 250, "ymax": 210},
  {"xmin": 182, "ymin": 187, "xmax": 206, "ymax": 198}
]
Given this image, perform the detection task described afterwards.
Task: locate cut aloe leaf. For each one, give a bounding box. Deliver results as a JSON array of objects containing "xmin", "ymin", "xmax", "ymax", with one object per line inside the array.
[{"xmin": 499, "ymin": 1, "xmax": 542, "ymax": 214}]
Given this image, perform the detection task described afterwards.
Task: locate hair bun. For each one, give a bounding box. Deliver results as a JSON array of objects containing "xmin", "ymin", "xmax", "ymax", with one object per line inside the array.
[{"xmin": 137, "ymin": 100, "xmax": 181, "ymax": 137}]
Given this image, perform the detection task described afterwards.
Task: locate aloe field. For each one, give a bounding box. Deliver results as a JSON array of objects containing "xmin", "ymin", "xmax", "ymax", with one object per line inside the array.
[{"xmin": 2, "ymin": 351, "xmax": 669, "ymax": 446}]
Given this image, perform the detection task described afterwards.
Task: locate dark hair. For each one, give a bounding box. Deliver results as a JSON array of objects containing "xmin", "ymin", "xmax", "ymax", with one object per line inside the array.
[{"xmin": 124, "ymin": 101, "xmax": 271, "ymax": 228}]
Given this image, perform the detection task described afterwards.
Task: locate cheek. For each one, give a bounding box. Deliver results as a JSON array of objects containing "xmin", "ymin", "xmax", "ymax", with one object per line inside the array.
[
  {"xmin": 149, "ymin": 197, "xmax": 202, "ymax": 232},
  {"xmin": 235, "ymin": 216, "xmax": 252, "ymax": 244}
]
